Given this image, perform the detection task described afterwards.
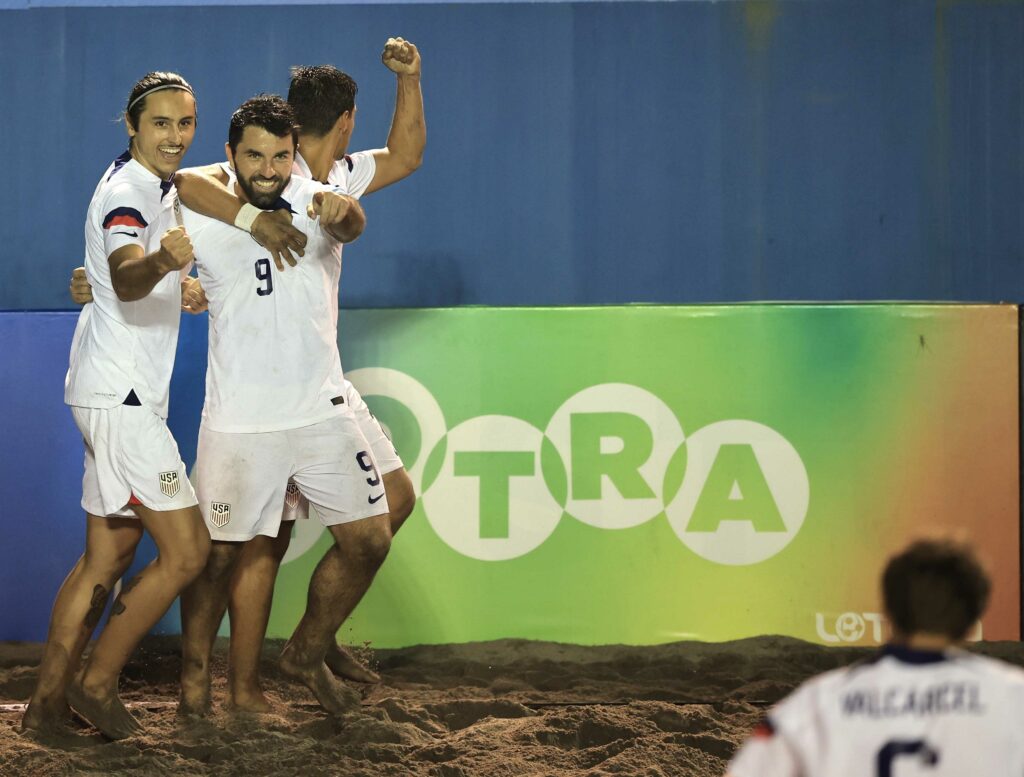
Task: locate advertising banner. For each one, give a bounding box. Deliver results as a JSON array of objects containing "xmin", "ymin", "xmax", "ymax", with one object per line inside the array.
[
  {"xmin": 0, "ymin": 306, "xmax": 1017, "ymax": 645},
  {"xmin": 266, "ymin": 304, "xmax": 1021, "ymax": 647}
]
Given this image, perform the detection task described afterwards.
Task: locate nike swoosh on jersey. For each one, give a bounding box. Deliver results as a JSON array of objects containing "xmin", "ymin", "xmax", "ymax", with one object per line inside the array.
[
  {"xmin": 113, "ymin": 230, "xmax": 139, "ymax": 237},
  {"xmin": 368, "ymin": 492, "xmax": 386, "ymax": 504}
]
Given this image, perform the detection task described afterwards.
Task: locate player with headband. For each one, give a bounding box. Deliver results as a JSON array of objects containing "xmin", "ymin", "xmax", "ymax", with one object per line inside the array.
[
  {"xmin": 23, "ymin": 72, "xmax": 210, "ymax": 741},
  {"xmin": 66, "ymin": 39, "xmax": 426, "ymax": 713}
]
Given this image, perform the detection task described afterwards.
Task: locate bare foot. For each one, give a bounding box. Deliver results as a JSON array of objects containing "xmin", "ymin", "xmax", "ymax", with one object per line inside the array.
[
  {"xmin": 20, "ymin": 700, "xmax": 78, "ymax": 741},
  {"xmin": 66, "ymin": 681, "xmax": 141, "ymax": 740},
  {"xmin": 325, "ymin": 644, "xmax": 380, "ymax": 683},
  {"xmin": 177, "ymin": 662, "xmax": 212, "ymax": 719},
  {"xmin": 279, "ymin": 643, "xmax": 360, "ymax": 715},
  {"xmin": 19, "ymin": 722, "xmax": 97, "ymax": 748},
  {"xmin": 227, "ymin": 686, "xmax": 273, "ymax": 714},
  {"xmin": 177, "ymin": 685, "xmax": 212, "ymax": 719}
]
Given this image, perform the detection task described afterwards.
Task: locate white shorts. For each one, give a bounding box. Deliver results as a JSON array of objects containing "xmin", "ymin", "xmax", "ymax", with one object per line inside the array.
[
  {"xmin": 282, "ymin": 380, "xmax": 404, "ymax": 522},
  {"xmin": 196, "ymin": 409, "xmax": 390, "ymax": 541},
  {"xmin": 71, "ymin": 404, "xmax": 197, "ymax": 518}
]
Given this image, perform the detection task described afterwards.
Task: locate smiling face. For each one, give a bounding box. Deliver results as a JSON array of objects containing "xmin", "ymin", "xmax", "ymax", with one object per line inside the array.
[
  {"xmin": 227, "ymin": 125, "xmax": 295, "ymax": 208},
  {"xmin": 126, "ymin": 89, "xmax": 197, "ymax": 179}
]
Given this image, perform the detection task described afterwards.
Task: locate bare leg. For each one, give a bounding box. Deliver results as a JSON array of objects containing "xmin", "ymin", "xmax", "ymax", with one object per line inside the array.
[
  {"xmin": 70, "ymin": 504, "xmax": 209, "ymax": 739},
  {"xmin": 323, "ymin": 642, "xmax": 380, "ymax": 684},
  {"xmin": 280, "ymin": 513, "xmax": 391, "ymax": 714},
  {"xmin": 382, "ymin": 468, "xmax": 416, "ymax": 536},
  {"xmin": 22, "ymin": 515, "xmax": 142, "ymax": 736},
  {"xmin": 178, "ymin": 540, "xmax": 242, "ymax": 717},
  {"xmin": 325, "ymin": 469, "xmax": 414, "ymax": 683},
  {"xmin": 225, "ymin": 529, "xmax": 291, "ymax": 712}
]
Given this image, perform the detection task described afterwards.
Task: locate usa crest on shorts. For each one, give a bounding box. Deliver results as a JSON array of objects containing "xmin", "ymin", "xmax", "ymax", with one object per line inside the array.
[
  {"xmin": 285, "ymin": 481, "xmax": 302, "ymax": 510},
  {"xmin": 159, "ymin": 471, "xmax": 180, "ymax": 498},
  {"xmin": 210, "ymin": 502, "xmax": 231, "ymax": 528}
]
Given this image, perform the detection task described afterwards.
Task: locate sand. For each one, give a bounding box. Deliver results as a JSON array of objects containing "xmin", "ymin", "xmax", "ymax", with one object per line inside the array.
[{"xmin": 2, "ymin": 636, "xmax": 1022, "ymax": 776}]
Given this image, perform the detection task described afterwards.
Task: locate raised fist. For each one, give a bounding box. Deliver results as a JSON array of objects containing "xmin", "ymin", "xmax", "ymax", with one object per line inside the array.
[
  {"xmin": 159, "ymin": 226, "xmax": 194, "ymax": 272},
  {"xmin": 382, "ymin": 37, "xmax": 420, "ymax": 76}
]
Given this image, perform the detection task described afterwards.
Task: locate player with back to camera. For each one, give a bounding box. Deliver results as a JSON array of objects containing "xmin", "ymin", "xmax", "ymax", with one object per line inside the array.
[
  {"xmin": 725, "ymin": 538, "xmax": 1024, "ymax": 776},
  {"xmin": 22, "ymin": 73, "xmax": 210, "ymax": 741}
]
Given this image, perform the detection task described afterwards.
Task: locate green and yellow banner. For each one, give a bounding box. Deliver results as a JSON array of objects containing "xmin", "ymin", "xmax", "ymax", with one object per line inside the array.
[{"xmin": 267, "ymin": 305, "xmax": 1020, "ymax": 647}]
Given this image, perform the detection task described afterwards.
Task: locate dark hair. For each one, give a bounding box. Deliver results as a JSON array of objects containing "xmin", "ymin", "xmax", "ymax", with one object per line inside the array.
[
  {"xmin": 125, "ymin": 72, "xmax": 194, "ymax": 131},
  {"xmin": 227, "ymin": 95, "xmax": 299, "ymax": 154},
  {"xmin": 882, "ymin": 539, "xmax": 991, "ymax": 641},
  {"xmin": 287, "ymin": 65, "xmax": 358, "ymax": 137}
]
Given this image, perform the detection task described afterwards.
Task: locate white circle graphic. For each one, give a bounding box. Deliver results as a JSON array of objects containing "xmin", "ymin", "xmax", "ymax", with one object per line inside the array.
[
  {"xmin": 345, "ymin": 368, "xmax": 447, "ymax": 493},
  {"xmin": 545, "ymin": 383, "xmax": 684, "ymax": 529},
  {"xmin": 423, "ymin": 415, "xmax": 563, "ymax": 561},
  {"xmin": 281, "ymin": 515, "xmax": 327, "ymax": 565},
  {"xmin": 665, "ymin": 420, "xmax": 809, "ymax": 565}
]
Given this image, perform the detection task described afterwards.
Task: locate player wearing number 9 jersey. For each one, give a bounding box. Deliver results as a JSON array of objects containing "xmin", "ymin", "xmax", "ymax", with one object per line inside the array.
[
  {"xmin": 725, "ymin": 539, "xmax": 1024, "ymax": 777},
  {"xmin": 184, "ymin": 175, "xmax": 347, "ymax": 435},
  {"xmin": 177, "ymin": 95, "xmax": 391, "ymax": 717},
  {"xmin": 172, "ymin": 46, "xmax": 423, "ymax": 688},
  {"xmin": 180, "ymin": 95, "xmax": 379, "ymax": 537}
]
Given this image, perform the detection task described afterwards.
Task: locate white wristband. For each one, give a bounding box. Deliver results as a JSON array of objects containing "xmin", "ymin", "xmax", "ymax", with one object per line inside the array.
[{"xmin": 234, "ymin": 202, "xmax": 261, "ymax": 233}]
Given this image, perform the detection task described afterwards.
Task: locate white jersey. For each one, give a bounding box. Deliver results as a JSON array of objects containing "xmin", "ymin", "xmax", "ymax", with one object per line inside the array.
[
  {"xmin": 727, "ymin": 644, "xmax": 1024, "ymax": 777},
  {"xmin": 65, "ymin": 151, "xmax": 181, "ymax": 417},
  {"xmin": 292, "ymin": 148, "xmax": 376, "ymax": 299},
  {"xmin": 293, "ymin": 149, "xmax": 377, "ymax": 199},
  {"xmin": 292, "ymin": 149, "xmax": 376, "ymax": 389},
  {"xmin": 181, "ymin": 175, "xmax": 350, "ymax": 433}
]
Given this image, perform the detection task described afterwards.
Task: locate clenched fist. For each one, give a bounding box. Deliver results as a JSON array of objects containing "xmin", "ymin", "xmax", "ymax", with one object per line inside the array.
[
  {"xmin": 382, "ymin": 37, "xmax": 420, "ymax": 77},
  {"xmin": 70, "ymin": 266, "xmax": 93, "ymax": 305},
  {"xmin": 158, "ymin": 226, "xmax": 194, "ymax": 273},
  {"xmin": 181, "ymin": 275, "xmax": 208, "ymax": 314}
]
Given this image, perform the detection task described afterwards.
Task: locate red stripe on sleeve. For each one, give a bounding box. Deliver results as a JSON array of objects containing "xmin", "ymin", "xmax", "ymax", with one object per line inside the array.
[{"xmin": 106, "ymin": 215, "xmax": 146, "ymax": 229}]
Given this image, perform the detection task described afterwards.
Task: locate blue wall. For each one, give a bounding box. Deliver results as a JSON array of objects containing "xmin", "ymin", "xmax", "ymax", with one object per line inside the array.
[
  {"xmin": 0, "ymin": 312, "xmax": 209, "ymax": 640},
  {"xmin": 0, "ymin": 0, "xmax": 1021, "ymax": 309}
]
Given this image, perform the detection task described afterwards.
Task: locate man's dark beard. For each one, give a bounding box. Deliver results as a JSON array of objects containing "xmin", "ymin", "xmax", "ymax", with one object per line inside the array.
[{"xmin": 239, "ymin": 173, "xmax": 288, "ymax": 209}]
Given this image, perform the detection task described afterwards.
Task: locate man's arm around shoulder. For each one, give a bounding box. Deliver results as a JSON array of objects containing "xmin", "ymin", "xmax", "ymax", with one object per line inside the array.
[{"xmin": 174, "ymin": 164, "xmax": 307, "ymax": 270}]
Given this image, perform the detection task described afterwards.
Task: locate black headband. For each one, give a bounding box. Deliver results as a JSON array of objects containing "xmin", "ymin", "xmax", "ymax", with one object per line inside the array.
[{"xmin": 127, "ymin": 84, "xmax": 194, "ymax": 112}]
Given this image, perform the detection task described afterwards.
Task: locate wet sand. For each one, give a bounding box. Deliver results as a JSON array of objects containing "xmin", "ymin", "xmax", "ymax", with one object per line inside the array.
[{"xmin": 2, "ymin": 636, "xmax": 1022, "ymax": 776}]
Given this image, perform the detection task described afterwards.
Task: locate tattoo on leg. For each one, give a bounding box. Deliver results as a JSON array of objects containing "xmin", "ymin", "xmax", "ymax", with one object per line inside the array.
[
  {"xmin": 84, "ymin": 584, "xmax": 109, "ymax": 629},
  {"xmin": 110, "ymin": 575, "xmax": 142, "ymax": 617}
]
